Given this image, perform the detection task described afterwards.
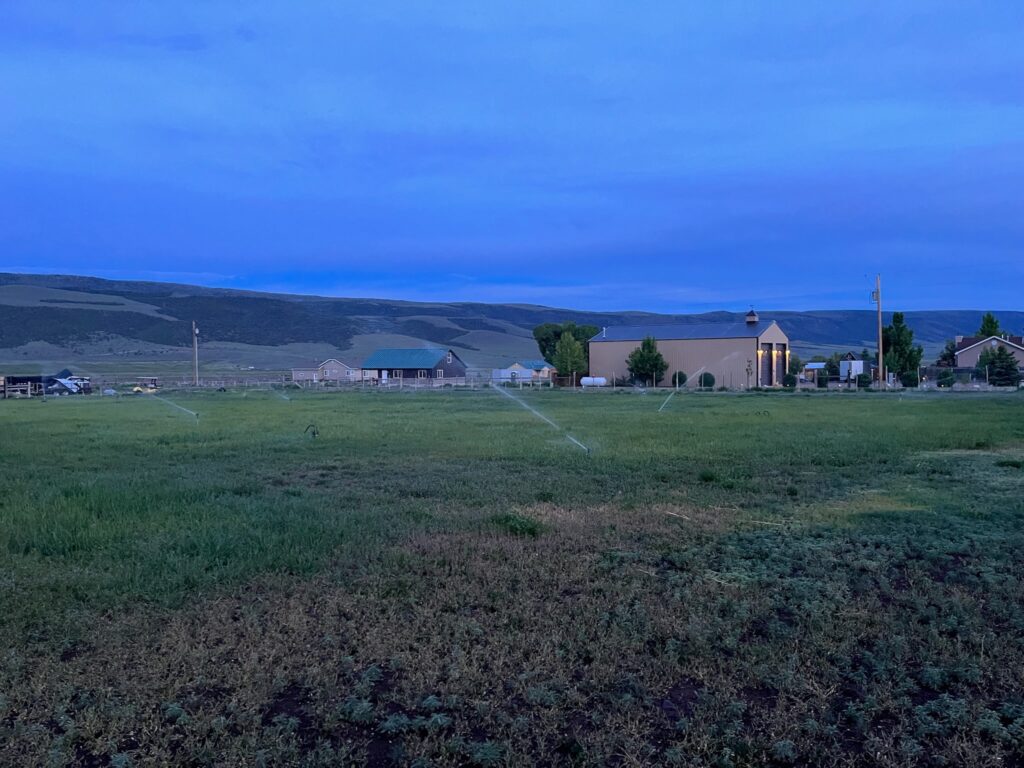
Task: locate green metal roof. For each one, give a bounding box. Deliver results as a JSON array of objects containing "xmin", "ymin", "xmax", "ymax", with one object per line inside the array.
[{"xmin": 361, "ymin": 348, "xmax": 450, "ymax": 369}]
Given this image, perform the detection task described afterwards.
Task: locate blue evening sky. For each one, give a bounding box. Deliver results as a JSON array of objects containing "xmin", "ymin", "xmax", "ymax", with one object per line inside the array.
[{"xmin": 1, "ymin": 3, "xmax": 1022, "ymax": 312}]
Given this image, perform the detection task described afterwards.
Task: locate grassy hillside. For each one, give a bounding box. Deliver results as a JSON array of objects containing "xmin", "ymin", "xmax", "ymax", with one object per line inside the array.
[{"xmin": 2, "ymin": 273, "xmax": 1021, "ymax": 371}]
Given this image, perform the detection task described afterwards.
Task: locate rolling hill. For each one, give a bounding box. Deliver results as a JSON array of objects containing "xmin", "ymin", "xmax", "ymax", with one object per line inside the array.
[{"xmin": 1, "ymin": 272, "xmax": 1020, "ymax": 375}]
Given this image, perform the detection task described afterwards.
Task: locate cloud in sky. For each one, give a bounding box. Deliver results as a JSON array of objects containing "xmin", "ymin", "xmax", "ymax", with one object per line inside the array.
[{"xmin": 1, "ymin": 2, "xmax": 1022, "ymax": 311}]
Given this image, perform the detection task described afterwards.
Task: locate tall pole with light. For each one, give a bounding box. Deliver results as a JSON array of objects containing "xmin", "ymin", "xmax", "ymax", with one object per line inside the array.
[
  {"xmin": 192, "ymin": 321, "xmax": 200, "ymax": 387},
  {"xmin": 872, "ymin": 275, "xmax": 885, "ymax": 389}
]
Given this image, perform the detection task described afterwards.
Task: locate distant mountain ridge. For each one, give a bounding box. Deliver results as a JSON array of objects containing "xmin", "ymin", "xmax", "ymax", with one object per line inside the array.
[{"xmin": 2, "ymin": 273, "xmax": 1021, "ymax": 369}]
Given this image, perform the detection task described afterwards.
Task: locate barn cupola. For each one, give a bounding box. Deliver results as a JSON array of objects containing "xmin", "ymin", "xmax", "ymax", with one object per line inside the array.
[{"xmin": 745, "ymin": 308, "xmax": 759, "ymax": 324}]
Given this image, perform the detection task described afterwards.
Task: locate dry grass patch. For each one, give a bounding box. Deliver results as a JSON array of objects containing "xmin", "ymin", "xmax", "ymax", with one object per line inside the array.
[{"xmin": 1, "ymin": 508, "xmax": 762, "ymax": 766}]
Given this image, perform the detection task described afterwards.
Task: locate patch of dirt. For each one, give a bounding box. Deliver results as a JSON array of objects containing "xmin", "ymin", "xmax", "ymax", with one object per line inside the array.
[
  {"xmin": 59, "ymin": 640, "xmax": 91, "ymax": 662},
  {"xmin": 262, "ymin": 681, "xmax": 318, "ymax": 747},
  {"xmin": 658, "ymin": 677, "xmax": 704, "ymax": 721}
]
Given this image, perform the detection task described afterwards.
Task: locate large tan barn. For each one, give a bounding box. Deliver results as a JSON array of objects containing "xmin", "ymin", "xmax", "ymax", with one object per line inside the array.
[{"xmin": 589, "ymin": 311, "xmax": 791, "ymax": 388}]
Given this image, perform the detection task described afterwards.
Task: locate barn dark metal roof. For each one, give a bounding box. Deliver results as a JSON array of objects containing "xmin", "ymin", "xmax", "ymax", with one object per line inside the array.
[{"xmin": 590, "ymin": 320, "xmax": 779, "ymax": 343}]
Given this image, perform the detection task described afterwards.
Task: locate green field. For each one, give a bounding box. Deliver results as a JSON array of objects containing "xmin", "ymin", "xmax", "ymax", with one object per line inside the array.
[{"xmin": 2, "ymin": 389, "xmax": 1023, "ymax": 767}]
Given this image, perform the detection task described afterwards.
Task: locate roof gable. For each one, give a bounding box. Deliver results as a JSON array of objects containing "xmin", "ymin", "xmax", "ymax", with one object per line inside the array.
[{"xmin": 955, "ymin": 335, "xmax": 1024, "ymax": 355}]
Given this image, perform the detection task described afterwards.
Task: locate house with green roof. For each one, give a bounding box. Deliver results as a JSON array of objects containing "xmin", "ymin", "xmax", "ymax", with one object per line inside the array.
[{"xmin": 360, "ymin": 348, "xmax": 467, "ymax": 383}]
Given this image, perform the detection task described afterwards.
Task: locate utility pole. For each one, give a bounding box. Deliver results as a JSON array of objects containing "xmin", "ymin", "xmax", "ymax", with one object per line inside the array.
[
  {"xmin": 872, "ymin": 275, "xmax": 885, "ymax": 389},
  {"xmin": 192, "ymin": 321, "xmax": 200, "ymax": 387}
]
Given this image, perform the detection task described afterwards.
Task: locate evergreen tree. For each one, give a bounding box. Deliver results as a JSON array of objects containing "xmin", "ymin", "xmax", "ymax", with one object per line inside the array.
[
  {"xmin": 626, "ymin": 336, "xmax": 668, "ymax": 385},
  {"xmin": 552, "ymin": 332, "xmax": 586, "ymax": 377},
  {"xmin": 936, "ymin": 339, "xmax": 957, "ymax": 367},
  {"xmin": 882, "ymin": 312, "xmax": 923, "ymax": 378},
  {"xmin": 978, "ymin": 312, "xmax": 1001, "ymax": 337},
  {"xmin": 824, "ymin": 353, "xmax": 841, "ymax": 378},
  {"xmin": 976, "ymin": 346, "xmax": 1021, "ymax": 387}
]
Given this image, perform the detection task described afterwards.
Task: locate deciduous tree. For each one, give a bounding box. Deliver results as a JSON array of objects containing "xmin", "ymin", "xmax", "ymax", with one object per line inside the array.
[
  {"xmin": 552, "ymin": 332, "xmax": 586, "ymax": 377},
  {"xmin": 533, "ymin": 322, "xmax": 599, "ymax": 365},
  {"xmin": 626, "ymin": 336, "xmax": 668, "ymax": 386}
]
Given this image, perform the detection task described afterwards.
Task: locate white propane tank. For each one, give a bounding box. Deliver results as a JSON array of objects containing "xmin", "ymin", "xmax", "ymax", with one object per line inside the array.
[{"xmin": 580, "ymin": 377, "xmax": 608, "ymax": 387}]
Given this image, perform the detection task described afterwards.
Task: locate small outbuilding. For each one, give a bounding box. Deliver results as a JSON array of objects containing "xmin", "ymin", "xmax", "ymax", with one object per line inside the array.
[
  {"xmin": 839, "ymin": 359, "xmax": 866, "ymax": 381},
  {"xmin": 802, "ymin": 362, "xmax": 827, "ymax": 384},
  {"xmin": 514, "ymin": 360, "xmax": 555, "ymax": 381},
  {"xmin": 492, "ymin": 359, "xmax": 555, "ymax": 383}
]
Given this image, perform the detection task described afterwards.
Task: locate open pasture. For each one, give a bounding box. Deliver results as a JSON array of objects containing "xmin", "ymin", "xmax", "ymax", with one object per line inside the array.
[{"xmin": 2, "ymin": 388, "xmax": 1023, "ymax": 767}]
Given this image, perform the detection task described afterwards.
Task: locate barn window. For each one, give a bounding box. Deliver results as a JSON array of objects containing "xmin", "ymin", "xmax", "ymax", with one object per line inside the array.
[
  {"xmin": 417, "ymin": 370, "xmax": 427, "ymax": 378},
  {"xmin": 392, "ymin": 369, "xmax": 403, "ymax": 379},
  {"xmin": 447, "ymin": 352, "xmax": 453, "ymax": 363},
  {"xmin": 436, "ymin": 369, "xmax": 444, "ymax": 378}
]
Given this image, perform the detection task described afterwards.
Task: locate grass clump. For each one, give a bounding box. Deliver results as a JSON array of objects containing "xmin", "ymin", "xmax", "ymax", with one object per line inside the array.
[
  {"xmin": 490, "ymin": 512, "xmax": 545, "ymax": 538},
  {"xmin": 468, "ymin": 740, "xmax": 506, "ymax": 766}
]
